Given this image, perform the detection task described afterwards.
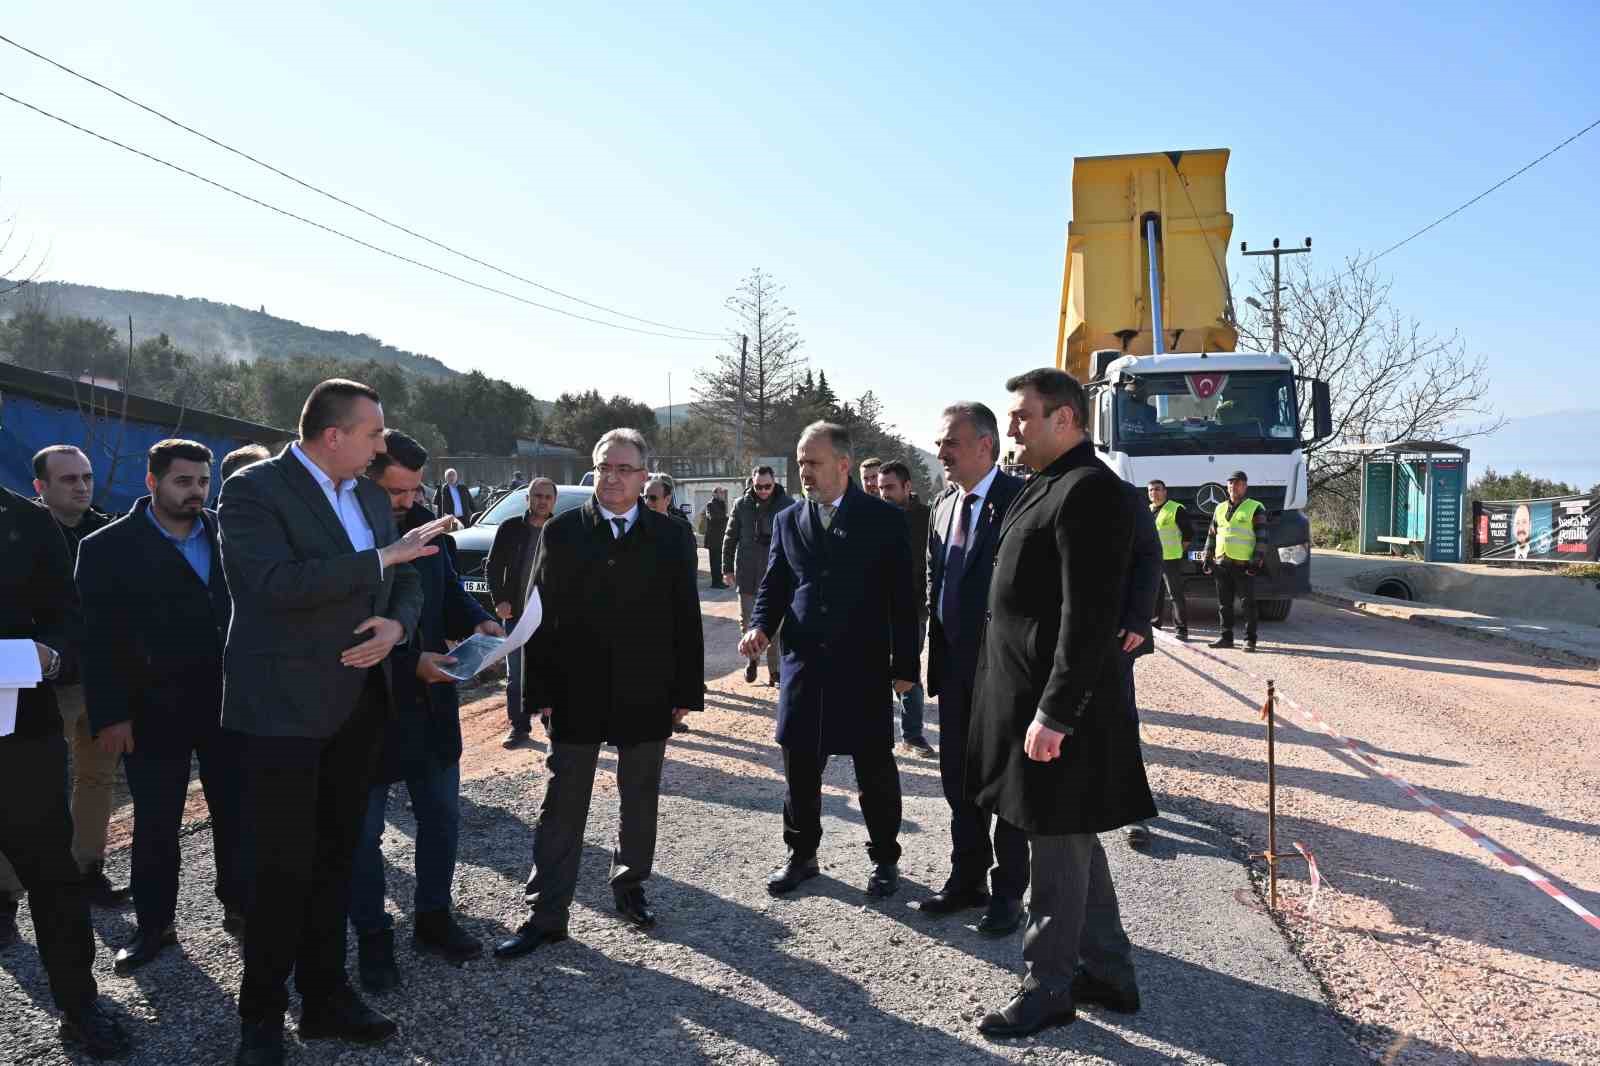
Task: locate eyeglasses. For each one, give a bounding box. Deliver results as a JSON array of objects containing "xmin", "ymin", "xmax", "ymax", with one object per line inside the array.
[
  {"xmin": 594, "ymin": 464, "xmax": 644, "ymax": 479},
  {"xmin": 645, "ymin": 493, "xmax": 664, "ymax": 502}
]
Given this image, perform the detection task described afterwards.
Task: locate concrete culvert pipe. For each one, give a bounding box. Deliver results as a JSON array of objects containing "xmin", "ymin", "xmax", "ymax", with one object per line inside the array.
[{"xmin": 1374, "ymin": 578, "xmax": 1414, "ymax": 601}]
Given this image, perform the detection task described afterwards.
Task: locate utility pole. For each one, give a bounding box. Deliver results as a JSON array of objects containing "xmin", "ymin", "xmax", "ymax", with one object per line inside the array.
[
  {"xmin": 733, "ymin": 333, "xmax": 748, "ymax": 470},
  {"xmin": 1240, "ymin": 237, "xmax": 1312, "ymax": 353}
]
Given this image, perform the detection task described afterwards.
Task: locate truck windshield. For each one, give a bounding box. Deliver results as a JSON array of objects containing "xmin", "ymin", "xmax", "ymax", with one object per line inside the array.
[{"xmin": 1114, "ymin": 370, "xmax": 1298, "ymax": 453}]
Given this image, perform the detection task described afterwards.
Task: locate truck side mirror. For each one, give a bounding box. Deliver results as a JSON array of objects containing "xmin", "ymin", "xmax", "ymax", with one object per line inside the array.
[{"xmin": 1312, "ymin": 379, "xmax": 1333, "ymax": 441}]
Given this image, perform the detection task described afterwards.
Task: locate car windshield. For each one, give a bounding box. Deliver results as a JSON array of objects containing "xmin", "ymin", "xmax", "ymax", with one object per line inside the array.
[
  {"xmin": 479, "ymin": 487, "xmax": 591, "ymax": 525},
  {"xmin": 1114, "ymin": 370, "xmax": 1298, "ymax": 452}
]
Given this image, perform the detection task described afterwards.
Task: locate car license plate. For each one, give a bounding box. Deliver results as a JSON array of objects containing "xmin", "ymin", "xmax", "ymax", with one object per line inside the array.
[
  {"xmin": 1187, "ymin": 550, "xmax": 1205, "ymax": 562},
  {"xmin": 463, "ymin": 579, "xmax": 490, "ymax": 594}
]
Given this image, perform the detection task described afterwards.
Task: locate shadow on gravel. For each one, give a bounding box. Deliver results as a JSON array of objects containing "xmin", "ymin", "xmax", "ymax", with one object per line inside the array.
[{"xmin": 1135, "ymin": 705, "xmax": 1472, "ymax": 768}]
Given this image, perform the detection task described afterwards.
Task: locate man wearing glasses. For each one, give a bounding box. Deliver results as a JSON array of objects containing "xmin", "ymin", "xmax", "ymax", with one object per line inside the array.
[
  {"xmin": 722, "ymin": 467, "xmax": 792, "ymax": 685},
  {"xmin": 496, "ymin": 429, "xmax": 703, "ymax": 956}
]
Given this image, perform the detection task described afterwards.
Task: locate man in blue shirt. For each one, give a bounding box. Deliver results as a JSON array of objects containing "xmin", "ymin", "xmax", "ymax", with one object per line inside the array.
[{"xmin": 77, "ymin": 439, "xmax": 244, "ymax": 977}]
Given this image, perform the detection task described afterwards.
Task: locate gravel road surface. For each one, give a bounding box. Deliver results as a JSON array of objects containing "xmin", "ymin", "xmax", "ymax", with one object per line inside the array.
[{"xmin": 0, "ymin": 570, "xmax": 1369, "ymax": 1065}]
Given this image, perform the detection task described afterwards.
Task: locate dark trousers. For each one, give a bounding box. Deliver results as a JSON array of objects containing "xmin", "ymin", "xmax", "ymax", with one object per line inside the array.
[
  {"xmin": 348, "ymin": 757, "xmax": 461, "ymax": 934},
  {"xmin": 0, "ymin": 733, "xmax": 97, "ymax": 1012},
  {"xmin": 1213, "ymin": 560, "xmax": 1258, "ymax": 640},
  {"xmin": 524, "ymin": 740, "xmax": 666, "ymax": 931},
  {"xmin": 237, "ymin": 675, "xmax": 386, "ymax": 1022},
  {"xmin": 707, "ymin": 529, "xmax": 725, "ymax": 584},
  {"xmin": 1023, "ymin": 833, "xmax": 1136, "ymax": 992},
  {"xmin": 123, "ymin": 727, "xmax": 246, "ymax": 934},
  {"xmin": 781, "ymin": 744, "xmax": 902, "ymax": 866},
  {"xmin": 507, "ymin": 646, "xmax": 530, "ymax": 733},
  {"xmin": 1158, "ymin": 559, "xmax": 1189, "ymax": 629},
  {"xmin": 937, "ymin": 676, "xmax": 1028, "ymax": 899}
]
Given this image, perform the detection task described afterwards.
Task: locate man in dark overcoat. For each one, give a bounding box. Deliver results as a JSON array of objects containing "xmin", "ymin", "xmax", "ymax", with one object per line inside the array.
[
  {"xmin": 744, "ymin": 422, "xmax": 919, "ymax": 899},
  {"xmin": 969, "ymin": 368, "xmax": 1156, "ymax": 1039},
  {"xmin": 703, "ymin": 486, "xmax": 729, "ymax": 587},
  {"xmin": 495, "ymin": 428, "xmax": 704, "ymax": 958}
]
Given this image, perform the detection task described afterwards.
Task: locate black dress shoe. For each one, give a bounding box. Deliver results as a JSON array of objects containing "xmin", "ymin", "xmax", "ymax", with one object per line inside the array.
[
  {"xmin": 614, "ymin": 891, "xmax": 657, "ymax": 929},
  {"xmin": 84, "ymin": 862, "xmax": 131, "ymax": 908},
  {"xmin": 357, "ymin": 928, "xmax": 401, "ymax": 993},
  {"xmin": 1071, "ymin": 966, "xmax": 1141, "ymax": 1013},
  {"xmin": 976, "ymin": 896, "xmax": 1026, "ymax": 937},
  {"xmin": 1125, "ymin": 823, "xmax": 1152, "ymax": 849},
  {"xmin": 493, "ymin": 920, "xmax": 568, "ymax": 959},
  {"xmin": 977, "ymin": 983, "xmax": 1075, "ymax": 1038},
  {"xmin": 766, "ymin": 856, "xmax": 820, "ymax": 896},
  {"xmin": 1245, "ymin": 639, "xmax": 1258, "ymax": 652},
  {"xmin": 1208, "ymin": 634, "xmax": 1235, "ymax": 649},
  {"xmin": 414, "ymin": 909, "xmax": 482, "ymax": 962},
  {"xmin": 222, "ymin": 906, "xmax": 247, "ymax": 937},
  {"xmin": 916, "ymin": 883, "xmax": 988, "ymax": 915},
  {"xmin": 743, "ymin": 659, "xmax": 759, "ymax": 683},
  {"xmin": 298, "ymin": 985, "xmax": 397, "ymax": 1044},
  {"xmin": 1175, "ymin": 627, "xmax": 1189, "ymax": 642},
  {"xmin": 113, "ymin": 925, "xmax": 176, "ymax": 975},
  {"xmin": 865, "ymin": 862, "xmax": 899, "ymax": 898},
  {"xmin": 234, "ymin": 1018, "xmax": 284, "ymax": 1066},
  {"xmin": 59, "ymin": 1000, "xmax": 131, "ymax": 1060}
]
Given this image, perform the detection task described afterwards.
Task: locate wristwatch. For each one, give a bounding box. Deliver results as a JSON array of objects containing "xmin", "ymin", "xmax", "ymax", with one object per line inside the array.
[{"xmin": 42, "ymin": 645, "xmax": 62, "ymax": 680}]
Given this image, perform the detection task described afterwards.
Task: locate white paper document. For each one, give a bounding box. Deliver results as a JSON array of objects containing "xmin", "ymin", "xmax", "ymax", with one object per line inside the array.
[
  {"xmin": 0, "ymin": 689, "xmax": 17, "ymax": 738},
  {"xmin": 439, "ymin": 588, "xmax": 542, "ymax": 682},
  {"xmin": 0, "ymin": 639, "xmax": 43, "ymax": 688}
]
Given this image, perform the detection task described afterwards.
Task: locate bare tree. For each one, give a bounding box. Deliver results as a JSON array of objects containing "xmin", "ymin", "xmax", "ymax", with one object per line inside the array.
[
  {"xmin": 1237, "ymin": 256, "xmax": 1504, "ymax": 519},
  {"xmin": 692, "ymin": 268, "xmax": 806, "ymax": 459},
  {"xmin": 0, "ymin": 181, "xmax": 48, "ymax": 299}
]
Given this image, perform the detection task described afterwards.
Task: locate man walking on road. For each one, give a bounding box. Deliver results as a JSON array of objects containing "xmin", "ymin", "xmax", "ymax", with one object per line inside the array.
[
  {"xmin": 495, "ymin": 428, "xmax": 703, "ymax": 958},
  {"xmin": 703, "ymin": 486, "xmax": 729, "ymax": 588},
  {"xmin": 1147, "ymin": 480, "xmax": 1190, "ymax": 640},
  {"xmin": 876, "ymin": 460, "xmax": 934, "ymax": 758},
  {"xmin": 969, "ymin": 368, "xmax": 1156, "ymax": 1039},
  {"xmin": 916, "ymin": 402, "xmax": 1028, "ymax": 935},
  {"xmin": 1203, "ymin": 470, "xmax": 1266, "ymax": 652},
  {"xmin": 488, "ymin": 477, "xmax": 556, "ymax": 748},
  {"xmin": 744, "ymin": 423, "xmax": 919, "ymax": 900},
  {"xmin": 723, "ymin": 466, "xmax": 791, "ymax": 686},
  {"xmin": 220, "ymin": 378, "xmax": 441, "ymax": 1065}
]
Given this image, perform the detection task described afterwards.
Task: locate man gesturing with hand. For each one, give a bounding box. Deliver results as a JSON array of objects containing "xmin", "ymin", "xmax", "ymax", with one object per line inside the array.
[{"xmin": 219, "ymin": 379, "xmax": 426, "ymax": 1066}]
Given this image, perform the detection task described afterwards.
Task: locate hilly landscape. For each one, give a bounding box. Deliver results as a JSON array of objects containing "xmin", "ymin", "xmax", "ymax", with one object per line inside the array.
[{"xmin": 4, "ymin": 280, "xmax": 458, "ymax": 379}]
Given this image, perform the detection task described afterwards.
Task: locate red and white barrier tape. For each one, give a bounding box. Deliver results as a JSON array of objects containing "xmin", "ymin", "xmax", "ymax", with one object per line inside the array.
[{"xmin": 1155, "ymin": 632, "xmax": 1600, "ymax": 934}]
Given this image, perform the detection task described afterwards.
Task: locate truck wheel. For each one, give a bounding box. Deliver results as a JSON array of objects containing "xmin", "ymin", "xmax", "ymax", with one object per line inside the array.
[{"xmin": 1257, "ymin": 598, "xmax": 1293, "ymax": 622}]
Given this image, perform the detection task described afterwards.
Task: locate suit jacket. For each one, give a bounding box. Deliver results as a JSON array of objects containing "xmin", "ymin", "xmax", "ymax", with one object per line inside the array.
[
  {"xmin": 751, "ymin": 482, "xmax": 918, "ymax": 756},
  {"xmin": 218, "ymin": 446, "xmax": 423, "ymax": 738},
  {"xmin": 434, "ymin": 483, "xmax": 471, "ymax": 520},
  {"xmin": 378, "ymin": 503, "xmax": 494, "ymax": 783},
  {"xmin": 1122, "ymin": 484, "xmax": 1164, "ymax": 662},
  {"xmin": 0, "ymin": 486, "xmax": 78, "ymax": 743},
  {"xmin": 77, "ymin": 498, "xmax": 231, "ymax": 755},
  {"xmin": 968, "ymin": 442, "xmax": 1156, "ymax": 835},
  {"xmin": 522, "ymin": 499, "xmax": 704, "ymax": 745},
  {"xmin": 926, "ymin": 468, "xmax": 1024, "ymax": 698},
  {"xmin": 702, "ymin": 496, "xmax": 728, "ymax": 543},
  {"xmin": 486, "ymin": 515, "xmax": 539, "ymax": 609},
  {"xmin": 902, "ymin": 496, "xmax": 931, "ymax": 621}
]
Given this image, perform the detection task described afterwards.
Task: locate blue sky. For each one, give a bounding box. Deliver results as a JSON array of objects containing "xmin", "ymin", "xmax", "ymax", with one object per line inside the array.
[{"xmin": 2, "ymin": 2, "xmax": 1596, "ymax": 468}]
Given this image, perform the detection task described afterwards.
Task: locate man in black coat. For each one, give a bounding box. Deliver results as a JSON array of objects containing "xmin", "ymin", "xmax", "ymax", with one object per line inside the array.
[
  {"xmin": 349, "ymin": 431, "xmax": 502, "ymax": 993},
  {"xmin": 0, "ymin": 485, "xmax": 130, "ymax": 1059},
  {"xmin": 744, "ymin": 422, "xmax": 919, "ymax": 899},
  {"xmin": 495, "ymin": 428, "xmax": 703, "ymax": 958},
  {"xmin": 916, "ymin": 403, "xmax": 1029, "ymax": 935},
  {"xmin": 433, "ymin": 468, "xmax": 472, "ymax": 521},
  {"xmin": 723, "ymin": 467, "xmax": 791, "ymax": 685},
  {"xmin": 703, "ymin": 486, "xmax": 729, "ymax": 588},
  {"xmin": 876, "ymin": 461, "xmax": 935, "ymax": 757},
  {"xmin": 77, "ymin": 440, "xmax": 244, "ymax": 978},
  {"xmin": 487, "ymin": 478, "xmax": 557, "ymax": 747},
  {"xmin": 219, "ymin": 379, "xmax": 442, "ymax": 1064},
  {"xmin": 1119, "ymin": 483, "xmax": 1164, "ymax": 849},
  {"xmin": 970, "ymin": 368, "xmax": 1156, "ymax": 1039}
]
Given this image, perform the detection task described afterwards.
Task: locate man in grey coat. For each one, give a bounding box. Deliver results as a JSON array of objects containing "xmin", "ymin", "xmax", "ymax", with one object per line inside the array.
[
  {"xmin": 219, "ymin": 379, "xmax": 445, "ymax": 1066},
  {"xmin": 722, "ymin": 465, "xmax": 792, "ymax": 685}
]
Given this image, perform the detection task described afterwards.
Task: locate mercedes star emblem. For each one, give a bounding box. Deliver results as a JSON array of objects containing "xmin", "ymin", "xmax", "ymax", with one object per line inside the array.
[{"xmin": 1195, "ymin": 483, "xmax": 1228, "ymax": 514}]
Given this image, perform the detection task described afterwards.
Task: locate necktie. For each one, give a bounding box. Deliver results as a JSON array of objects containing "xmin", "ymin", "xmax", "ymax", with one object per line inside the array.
[
  {"xmin": 818, "ymin": 503, "xmax": 836, "ymax": 531},
  {"xmin": 611, "ymin": 516, "xmax": 628, "ymax": 539},
  {"xmin": 940, "ymin": 493, "xmax": 980, "ymax": 643}
]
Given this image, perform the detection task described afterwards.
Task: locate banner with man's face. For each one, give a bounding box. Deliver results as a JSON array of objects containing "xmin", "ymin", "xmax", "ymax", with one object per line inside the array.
[{"xmin": 1474, "ymin": 495, "xmax": 1600, "ymax": 560}]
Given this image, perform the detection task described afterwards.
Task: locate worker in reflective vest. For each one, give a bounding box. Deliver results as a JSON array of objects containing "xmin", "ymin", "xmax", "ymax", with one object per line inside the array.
[
  {"xmin": 1202, "ymin": 470, "xmax": 1266, "ymax": 651},
  {"xmin": 1146, "ymin": 480, "xmax": 1190, "ymax": 640}
]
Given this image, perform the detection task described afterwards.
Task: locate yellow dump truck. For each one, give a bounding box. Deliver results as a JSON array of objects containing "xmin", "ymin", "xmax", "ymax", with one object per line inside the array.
[{"xmin": 1054, "ymin": 149, "xmax": 1332, "ymax": 621}]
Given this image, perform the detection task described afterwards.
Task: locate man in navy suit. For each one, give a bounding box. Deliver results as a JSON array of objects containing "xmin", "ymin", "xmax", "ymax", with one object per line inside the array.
[
  {"xmin": 915, "ymin": 403, "xmax": 1031, "ymax": 935},
  {"xmin": 78, "ymin": 439, "xmax": 244, "ymax": 976},
  {"xmin": 743, "ymin": 422, "xmax": 919, "ymax": 899},
  {"xmin": 349, "ymin": 431, "xmax": 503, "ymax": 993}
]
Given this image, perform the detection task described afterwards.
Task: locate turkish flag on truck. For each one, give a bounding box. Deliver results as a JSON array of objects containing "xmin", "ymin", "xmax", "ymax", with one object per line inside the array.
[{"xmin": 1187, "ymin": 373, "xmax": 1228, "ymax": 401}]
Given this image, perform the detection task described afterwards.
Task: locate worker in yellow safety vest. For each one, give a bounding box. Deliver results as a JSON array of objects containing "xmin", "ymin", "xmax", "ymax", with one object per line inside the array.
[
  {"xmin": 1202, "ymin": 470, "xmax": 1266, "ymax": 651},
  {"xmin": 1146, "ymin": 480, "xmax": 1190, "ymax": 641}
]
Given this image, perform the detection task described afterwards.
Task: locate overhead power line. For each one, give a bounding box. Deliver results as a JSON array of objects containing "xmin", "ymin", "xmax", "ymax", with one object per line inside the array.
[
  {"xmin": 1318, "ymin": 116, "xmax": 1600, "ymax": 291},
  {"xmin": 0, "ymin": 89, "xmax": 718, "ymax": 341},
  {"xmin": 0, "ymin": 31, "xmax": 722, "ymax": 338}
]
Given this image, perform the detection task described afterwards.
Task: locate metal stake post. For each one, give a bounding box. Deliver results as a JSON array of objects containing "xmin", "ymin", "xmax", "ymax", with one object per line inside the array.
[{"xmin": 1266, "ymin": 679, "xmax": 1278, "ymax": 910}]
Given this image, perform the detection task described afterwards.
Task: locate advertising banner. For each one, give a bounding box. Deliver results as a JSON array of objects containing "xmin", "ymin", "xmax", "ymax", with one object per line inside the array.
[{"xmin": 1474, "ymin": 495, "xmax": 1600, "ymax": 561}]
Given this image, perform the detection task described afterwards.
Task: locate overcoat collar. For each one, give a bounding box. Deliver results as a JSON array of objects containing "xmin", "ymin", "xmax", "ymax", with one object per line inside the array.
[{"xmin": 998, "ymin": 440, "xmax": 1098, "ymax": 540}]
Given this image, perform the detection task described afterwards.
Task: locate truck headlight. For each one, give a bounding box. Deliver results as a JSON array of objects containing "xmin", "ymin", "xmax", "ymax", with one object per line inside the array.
[{"xmin": 1277, "ymin": 543, "xmax": 1309, "ymax": 567}]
